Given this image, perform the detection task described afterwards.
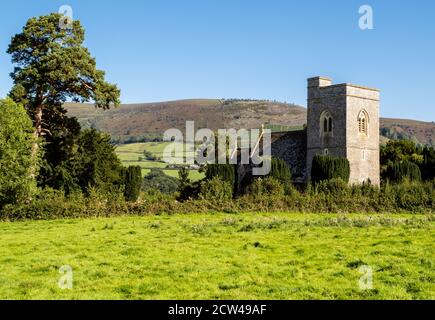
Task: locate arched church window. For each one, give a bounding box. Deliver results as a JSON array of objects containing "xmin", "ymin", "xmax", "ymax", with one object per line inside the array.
[
  {"xmin": 358, "ymin": 110, "xmax": 369, "ymax": 135},
  {"xmin": 320, "ymin": 111, "xmax": 333, "ymax": 134}
]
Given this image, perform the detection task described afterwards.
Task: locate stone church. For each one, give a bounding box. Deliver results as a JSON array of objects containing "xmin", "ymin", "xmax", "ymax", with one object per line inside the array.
[{"xmin": 237, "ymin": 76, "xmax": 380, "ymax": 188}]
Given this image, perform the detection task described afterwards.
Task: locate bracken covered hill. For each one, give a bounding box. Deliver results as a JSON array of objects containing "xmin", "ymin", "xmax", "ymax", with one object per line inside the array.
[{"xmin": 65, "ymin": 99, "xmax": 435, "ymax": 147}]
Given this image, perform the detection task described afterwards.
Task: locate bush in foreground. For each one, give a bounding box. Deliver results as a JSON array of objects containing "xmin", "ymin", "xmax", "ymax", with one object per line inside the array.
[
  {"xmin": 199, "ymin": 176, "xmax": 233, "ymax": 202},
  {"xmin": 248, "ymin": 177, "xmax": 285, "ymax": 198},
  {"xmin": 205, "ymin": 164, "xmax": 236, "ymax": 192}
]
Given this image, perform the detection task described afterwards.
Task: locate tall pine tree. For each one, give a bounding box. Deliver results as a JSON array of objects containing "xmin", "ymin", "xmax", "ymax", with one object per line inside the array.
[{"xmin": 7, "ymin": 13, "xmax": 120, "ymax": 178}]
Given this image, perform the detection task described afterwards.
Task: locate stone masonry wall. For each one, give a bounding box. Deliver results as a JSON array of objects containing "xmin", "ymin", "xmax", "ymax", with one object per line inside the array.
[
  {"xmin": 345, "ymin": 86, "xmax": 380, "ymax": 185},
  {"xmin": 306, "ymin": 77, "xmax": 380, "ymax": 185},
  {"xmin": 271, "ymin": 130, "xmax": 307, "ymax": 183}
]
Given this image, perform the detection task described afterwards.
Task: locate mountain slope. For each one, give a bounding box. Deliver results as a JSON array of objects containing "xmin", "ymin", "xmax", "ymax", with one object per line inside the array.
[{"xmin": 65, "ymin": 99, "xmax": 435, "ymax": 147}]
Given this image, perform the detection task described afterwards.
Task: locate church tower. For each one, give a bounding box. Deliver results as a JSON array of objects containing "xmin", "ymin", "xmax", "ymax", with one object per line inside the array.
[{"xmin": 306, "ymin": 76, "xmax": 380, "ymax": 185}]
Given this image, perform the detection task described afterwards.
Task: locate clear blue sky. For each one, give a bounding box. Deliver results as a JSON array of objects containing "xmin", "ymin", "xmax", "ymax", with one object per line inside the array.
[{"xmin": 0, "ymin": 0, "xmax": 434, "ymax": 121}]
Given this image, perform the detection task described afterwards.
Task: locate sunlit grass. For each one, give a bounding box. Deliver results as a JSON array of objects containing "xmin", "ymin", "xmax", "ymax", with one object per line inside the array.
[{"xmin": 0, "ymin": 213, "xmax": 433, "ymax": 300}]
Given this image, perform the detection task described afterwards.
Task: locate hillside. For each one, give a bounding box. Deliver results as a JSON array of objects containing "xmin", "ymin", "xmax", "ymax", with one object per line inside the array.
[{"xmin": 65, "ymin": 99, "xmax": 435, "ymax": 147}]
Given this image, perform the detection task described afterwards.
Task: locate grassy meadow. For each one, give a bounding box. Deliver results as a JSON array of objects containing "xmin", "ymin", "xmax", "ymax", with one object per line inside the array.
[
  {"xmin": 0, "ymin": 212, "xmax": 433, "ymax": 300},
  {"xmin": 116, "ymin": 142, "xmax": 204, "ymax": 180}
]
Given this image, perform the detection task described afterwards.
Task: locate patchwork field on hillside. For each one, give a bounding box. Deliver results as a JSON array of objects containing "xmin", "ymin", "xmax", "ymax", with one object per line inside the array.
[
  {"xmin": 0, "ymin": 213, "xmax": 433, "ymax": 300},
  {"xmin": 116, "ymin": 142, "xmax": 204, "ymax": 181}
]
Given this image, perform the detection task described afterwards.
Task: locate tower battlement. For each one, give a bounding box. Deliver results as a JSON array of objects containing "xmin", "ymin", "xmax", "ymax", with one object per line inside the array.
[{"xmin": 308, "ymin": 77, "xmax": 380, "ymax": 102}]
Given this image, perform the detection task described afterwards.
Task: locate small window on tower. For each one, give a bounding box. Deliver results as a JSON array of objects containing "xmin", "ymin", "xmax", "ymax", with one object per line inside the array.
[{"xmin": 324, "ymin": 148, "xmax": 329, "ymax": 155}]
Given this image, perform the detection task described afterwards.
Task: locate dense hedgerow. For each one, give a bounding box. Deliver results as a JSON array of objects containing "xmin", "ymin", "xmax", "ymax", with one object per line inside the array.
[
  {"xmin": 0, "ymin": 187, "xmax": 128, "ymax": 221},
  {"xmin": 1, "ymin": 179, "xmax": 433, "ymax": 221}
]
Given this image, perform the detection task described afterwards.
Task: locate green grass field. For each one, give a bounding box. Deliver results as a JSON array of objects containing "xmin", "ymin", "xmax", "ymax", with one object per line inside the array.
[
  {"xmin": 116, "ymin": 142, "xmax": 204, "ymax": 180},
  {"xmin": 0, "ymin": 213, "xmax": 433, "ymax": 300}
]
